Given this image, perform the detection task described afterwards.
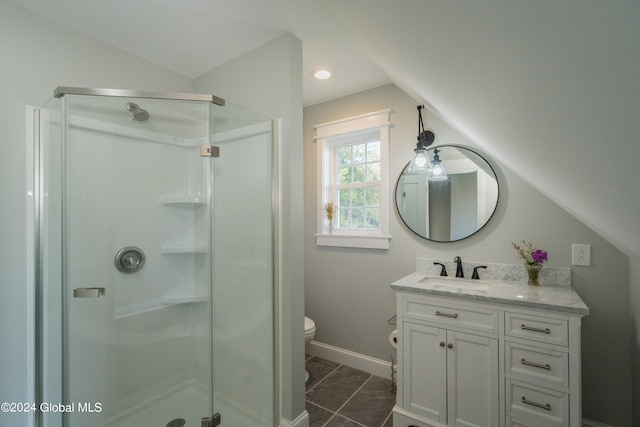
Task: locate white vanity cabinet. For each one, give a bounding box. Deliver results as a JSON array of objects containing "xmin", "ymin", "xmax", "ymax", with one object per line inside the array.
[
  {"xmin": 395, "ymin": 293, "xmax": 500, "ymax": 427},
  {"xmin": 504, "ymin": 309, "xmax": 581, "ymax": 427},
  {"xmin": 393, "ymin": 289, "xmax": 586, "ymax": 427},
  {"xmin": 403, "ymin": 322, "xmax": 499, "ymax": 426}
]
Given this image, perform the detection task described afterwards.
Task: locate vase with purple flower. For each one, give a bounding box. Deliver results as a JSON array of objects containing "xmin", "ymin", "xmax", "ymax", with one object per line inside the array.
[{"xmin": 512, "ymin": 241, "xmax": 548, "ymax": 285}]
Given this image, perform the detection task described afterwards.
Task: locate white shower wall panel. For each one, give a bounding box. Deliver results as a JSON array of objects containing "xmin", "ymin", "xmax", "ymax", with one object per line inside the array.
[
  {"xmin": 66, "ymin": 123, "xmax": 211, "ymax": 419},
  {"xmin": 68, "ymin": 126, "xmax": 209, "ymax": 316}
]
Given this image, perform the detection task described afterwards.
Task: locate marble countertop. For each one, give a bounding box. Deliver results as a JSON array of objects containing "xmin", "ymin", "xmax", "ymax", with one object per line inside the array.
[{"xmin": 391, "ymin": 272, "xmax": 589, "ymax": 315}]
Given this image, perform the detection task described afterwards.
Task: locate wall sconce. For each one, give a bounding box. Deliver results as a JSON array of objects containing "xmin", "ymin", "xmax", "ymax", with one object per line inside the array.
[
  {"xmin": 409, "ymin": 105, "xmax": 434, "ymax": 172},
  {"xmin": 408, "ymin": 105, "xmax": 447, "ymax": 180},
  {"xmin": 427, "ymin": 148, "xmax": 448, "ymax": 181}
]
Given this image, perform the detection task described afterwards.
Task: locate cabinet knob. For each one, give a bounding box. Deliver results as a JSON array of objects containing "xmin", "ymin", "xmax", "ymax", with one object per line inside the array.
[
  {"xmin": 439, "ymin": 341, "xmax": 445, "ymax": 347},
  {"xmin": 447, "ymin": 343, "xmax": 453, "ymax": 349}
]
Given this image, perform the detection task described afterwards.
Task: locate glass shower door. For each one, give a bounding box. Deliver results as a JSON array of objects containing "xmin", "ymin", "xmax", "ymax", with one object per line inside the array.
[
  {"xmin": 61, "ymin": 94, "xmax": 215, "ymax": 427},
  {"xmin": 208, "ymin": 115, "xmax": 275, "ymax": 427}
]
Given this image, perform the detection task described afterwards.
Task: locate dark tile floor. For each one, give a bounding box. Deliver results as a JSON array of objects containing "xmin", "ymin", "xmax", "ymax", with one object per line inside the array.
[{"xmin": 305, "ymin": 355, "xmax": 395, "ymax": 427}]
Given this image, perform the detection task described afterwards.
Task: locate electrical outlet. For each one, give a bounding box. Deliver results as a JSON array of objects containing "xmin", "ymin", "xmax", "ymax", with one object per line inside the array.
[{"xmin": 572, "ymin": 244, "xmax": 591, "ymax": 266}]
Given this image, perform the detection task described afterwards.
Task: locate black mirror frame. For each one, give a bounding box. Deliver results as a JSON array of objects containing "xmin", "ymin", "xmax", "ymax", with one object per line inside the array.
[{"xmin": 394, "ymin": 145, "xmax": 500, "ymax": 242}]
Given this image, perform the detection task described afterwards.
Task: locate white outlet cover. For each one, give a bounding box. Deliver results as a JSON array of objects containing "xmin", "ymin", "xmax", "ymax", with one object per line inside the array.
[{"xmin": 572, "ymin": 244, "xmax": 591, "ymax": 266}]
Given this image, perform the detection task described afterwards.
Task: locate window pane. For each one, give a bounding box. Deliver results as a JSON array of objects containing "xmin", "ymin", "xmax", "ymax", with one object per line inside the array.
[
  {"xmin": 339, "ymin": 166, "xmax": 351, "ymax": 184},
  {"xmin": 339, "ymin": 145, "xmax": 352, "ymax": 166},
  {"xmin": 351, "ymin": 208, "xmax": 365, "ymax": 228},
  {"xmin": 367, "ymin": 141, "xmax": 381, "ymax": 162},
  {"xmin": 365, "ymin": 187, "xmax": 379, "ymax": 207},
  {"xmin": 352, "ymin": 188, "xmax": 364, "ymax": 207},
  {"xmin": 352, "ymin": 164, "xmax": 365, "ymax": 183},
  {"xmin": 367, "ymin": 162, "xmax": 381, "ymax": 182},
  {"xmin": 339, "ymin": 208, "xmax": 349, "ymax": 228},
  {"xmin": 365, "ymin": 208, "xmax": 380, "ymax": 228},
  {"xmin": 339, "ymin": 188, "xmax": 350, "ymax": 207},
  {"xmin": 353, "ymin": 143, "xmax": 366, "ymax": 164}
]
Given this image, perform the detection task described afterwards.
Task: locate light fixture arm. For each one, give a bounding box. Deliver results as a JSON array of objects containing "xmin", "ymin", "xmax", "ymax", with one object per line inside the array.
[{"xmin": 416, "ymin": 105, "xmax": 435, "ymax": 150}]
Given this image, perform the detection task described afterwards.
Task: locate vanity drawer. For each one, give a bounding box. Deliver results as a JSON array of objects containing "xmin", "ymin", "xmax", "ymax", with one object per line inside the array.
[
  {"xmin": 506, "ymin": 342, "xmax": 569, "ymax": 389},
  {"xmin": 505, "ymin": 312, "xmax": 568, "ymax": 346},
  {"xmin": 506, "ymin": 415, "xmax": 549, "ymax": 427},
  {"xmin": 507, "ymin": 380, "xmax": 568, "ymax": 427},
  {"xmin": 403, "ymin": 295, "xmax": 498, "ymax": 333}
]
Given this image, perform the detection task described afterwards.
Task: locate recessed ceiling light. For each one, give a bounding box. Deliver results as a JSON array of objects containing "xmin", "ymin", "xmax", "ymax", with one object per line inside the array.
[{"xmin": 313, "ymin": 69, "xmax": 332, "ymax": 80}]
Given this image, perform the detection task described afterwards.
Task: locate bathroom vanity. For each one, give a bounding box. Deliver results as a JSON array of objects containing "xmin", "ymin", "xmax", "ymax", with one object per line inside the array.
[{"xmin": 391, "ymin": 261, "xmax": 589, "ymax": 427}]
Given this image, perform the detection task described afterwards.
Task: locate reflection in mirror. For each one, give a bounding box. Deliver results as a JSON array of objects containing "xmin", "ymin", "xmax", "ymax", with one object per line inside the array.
[{"xmin": 395, "ymin": 145, "xmax": 499, "ymax": 242}]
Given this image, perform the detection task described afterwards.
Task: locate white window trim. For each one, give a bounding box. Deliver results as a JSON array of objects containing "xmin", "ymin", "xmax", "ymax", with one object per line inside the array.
[{"xmin": 314, "ymin": 109, "xmax": 392, "ymax": 249}]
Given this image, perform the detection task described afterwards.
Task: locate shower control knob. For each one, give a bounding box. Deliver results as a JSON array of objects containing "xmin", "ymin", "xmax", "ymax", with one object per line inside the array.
[{"xmin": 114, "ymin": 246, "xmax": 145, "ymax": 273}]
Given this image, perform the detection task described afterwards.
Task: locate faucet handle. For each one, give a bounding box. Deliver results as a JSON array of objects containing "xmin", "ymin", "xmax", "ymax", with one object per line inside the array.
[
  {"xmin": 433, "ymin": 262, "xmax": 448, "ymax": 276},
  {"xmin": 472, "ymin": 265, "xmax": 487, "ymax": 280}
]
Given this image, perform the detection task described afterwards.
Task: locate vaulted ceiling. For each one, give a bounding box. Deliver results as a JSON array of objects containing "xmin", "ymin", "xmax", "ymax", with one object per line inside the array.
[{"xmin": 10, "ymin": 0, "xmax": 640, "ymax": 259}]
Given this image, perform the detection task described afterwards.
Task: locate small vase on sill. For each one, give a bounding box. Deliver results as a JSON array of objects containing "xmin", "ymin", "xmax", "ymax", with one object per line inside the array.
[{"xmin": 525, "ymin": 264, "xmax": 542, "ymax": 286}]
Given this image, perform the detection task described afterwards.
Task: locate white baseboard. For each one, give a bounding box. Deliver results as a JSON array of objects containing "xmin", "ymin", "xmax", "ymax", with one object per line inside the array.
[
  {"xmin": 582, "ymin": 419, "xmax": 612, "ymax": 427},
  {"xmin": 307, "ymin": 340, "xmax": 394, "ymax": 380},
  {"xmin": 279, "ymin": 410, "xmax": 309, "ymax": 427}
]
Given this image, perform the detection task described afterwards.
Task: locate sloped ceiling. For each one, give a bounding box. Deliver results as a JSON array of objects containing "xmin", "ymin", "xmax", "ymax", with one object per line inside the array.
[
  {"xmin": 9, "ymin": 0, "xmax": 640, "ymax": 259},
  {"xmin": 6, "ymin": 0, "xmax": 391, "ymax": 106},
  {"xmin": 319, "ymin": 0, "xmax": 640, "ymax": 260}
]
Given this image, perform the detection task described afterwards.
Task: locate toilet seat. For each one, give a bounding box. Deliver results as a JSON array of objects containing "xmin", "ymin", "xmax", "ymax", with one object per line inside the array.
[
  {"xmin": 304, "ymin": 316, "xmax": 316, "ymax": 340},
  {"xmin": 304, "ymin": 316, "xmax": 316, "ymax": 383}
]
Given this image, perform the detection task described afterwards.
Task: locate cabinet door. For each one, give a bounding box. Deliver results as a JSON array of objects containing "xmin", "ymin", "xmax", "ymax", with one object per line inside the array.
[
  {"xmin": 447, "ymin": 331, "xmax": 499, "ymax": 427},
  {"xmin": 403, "ymin": 322, "xmax": 447, "ymax": 423}
]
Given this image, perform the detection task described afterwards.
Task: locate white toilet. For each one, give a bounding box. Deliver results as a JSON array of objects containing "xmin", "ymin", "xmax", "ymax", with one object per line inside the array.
[{"xmin": 304, "ymin": 316, "xmax": 316, "ymax": 382}]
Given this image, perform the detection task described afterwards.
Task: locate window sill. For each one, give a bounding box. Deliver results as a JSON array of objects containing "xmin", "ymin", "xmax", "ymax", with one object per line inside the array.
[{"xmin": 315, "ymin": 234, "xmax": 391, "ymax": 250}]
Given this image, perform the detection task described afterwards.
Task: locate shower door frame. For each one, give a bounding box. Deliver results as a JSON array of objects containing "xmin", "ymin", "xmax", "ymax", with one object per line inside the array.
[
  {"xmin": 34, "ymin": 87, "xmax": 280, "ymax": 427},
  {"xmin": 53, "ymin": 86, "xmax": 226, "ymax": 106}
]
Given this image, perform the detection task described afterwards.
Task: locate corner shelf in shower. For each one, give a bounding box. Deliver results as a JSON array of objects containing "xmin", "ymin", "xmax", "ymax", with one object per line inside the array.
[
  {"xmin": 158, "ymin": 195, "xmax": 207, "ymax": 208},
  {"xmin": 161, "ymin": 243, "xmax": 208, "ymax": 254},
  {"xmin": 114, "ymin": 292, "xmax": 209, "ymax": 318},
  {"xmin": 161, "ymin": 291, "xmax": 209, "ymax": 305}
]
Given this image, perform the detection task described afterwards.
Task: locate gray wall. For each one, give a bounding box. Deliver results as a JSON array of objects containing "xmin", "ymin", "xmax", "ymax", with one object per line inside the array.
[
  {"xmin": 303, "ymin": 84, "xmax": 633, "ymax": 426},
  {"xmin": 631, "ymin": 258, "xmax": 640, "ymax": 424}
]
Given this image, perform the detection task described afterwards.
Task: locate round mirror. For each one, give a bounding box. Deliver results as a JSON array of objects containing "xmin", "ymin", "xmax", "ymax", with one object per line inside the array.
[{"xmin": 395, "ymin": 145, "xmax": 499, "ymax": 242}]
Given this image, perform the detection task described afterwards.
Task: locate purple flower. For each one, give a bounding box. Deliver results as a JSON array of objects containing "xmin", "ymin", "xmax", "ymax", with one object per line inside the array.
[
  {"xmin": 512, "ymin": 240, "xmax": 548, "ymax": 266},
  {"xmin": 531, "ymin": 249, "xmax": 548, "ymax": 264}
]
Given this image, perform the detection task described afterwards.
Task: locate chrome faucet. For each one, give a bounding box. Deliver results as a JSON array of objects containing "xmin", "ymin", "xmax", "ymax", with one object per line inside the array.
[{"xmin": 454, "ymin": 256, "xmax": 464, "ymax": 278}]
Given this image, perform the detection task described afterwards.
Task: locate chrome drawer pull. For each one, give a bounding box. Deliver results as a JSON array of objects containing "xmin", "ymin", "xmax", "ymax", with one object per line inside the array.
[
  {"xmin": 521, "ymin": 358, "xmax": 551, "ymax": 370},
  {"xmin": 521, "ymin": 396, "xmax": 551, "ymax": 411},
  {"xmin": 436, "ymin": 311, "xmax": 458, "ymax": 319},
  {"xmin": 521, "ymin": 324, "xmax": 551, "ymax": 334}
]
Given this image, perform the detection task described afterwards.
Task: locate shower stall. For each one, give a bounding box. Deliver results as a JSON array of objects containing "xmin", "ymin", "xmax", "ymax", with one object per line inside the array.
[{"xmin": 35, "ymin": 88, "xmax": 276, "ymax": 426}]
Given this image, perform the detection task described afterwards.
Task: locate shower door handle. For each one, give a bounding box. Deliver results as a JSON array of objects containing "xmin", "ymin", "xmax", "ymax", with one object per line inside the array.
[{"xmin": 73, "ymin": 287, "xmax": 106, "ymax": 298}]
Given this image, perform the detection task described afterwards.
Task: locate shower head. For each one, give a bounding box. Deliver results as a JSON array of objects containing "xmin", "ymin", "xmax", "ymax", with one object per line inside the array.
[{"xmin": 126, "ymin": 102, "xmax": 150, "ymax": 122}]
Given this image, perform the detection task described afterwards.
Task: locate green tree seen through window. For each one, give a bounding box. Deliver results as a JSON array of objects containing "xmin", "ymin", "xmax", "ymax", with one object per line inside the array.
[{"xmin": 336, "ymin": 140, "xmax": 380, "ymax": 229}]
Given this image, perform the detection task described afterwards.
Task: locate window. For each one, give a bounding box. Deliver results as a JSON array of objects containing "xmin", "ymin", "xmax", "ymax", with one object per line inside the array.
[
  {"xmin": 334, "ymin": 132, "xmax": 381, "ymax": 229},
  {"xmin": 315, "ymin": 110, "xmax": 392, "ymax": 249}
]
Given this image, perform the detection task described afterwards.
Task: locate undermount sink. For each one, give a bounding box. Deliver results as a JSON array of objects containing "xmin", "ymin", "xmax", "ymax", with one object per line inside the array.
[{"xmin": 419, "ymin": 276, "xmax": 490, "ymax": 292}]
